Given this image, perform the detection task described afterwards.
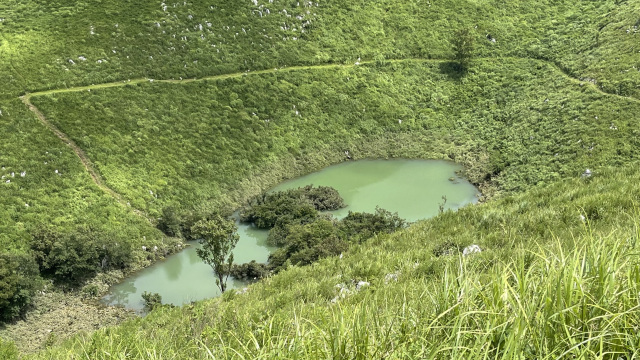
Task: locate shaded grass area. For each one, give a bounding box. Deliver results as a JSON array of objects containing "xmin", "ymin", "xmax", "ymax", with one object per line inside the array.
[
  {"xmin": 31, "ymin": 58, "xmax": 640, "ymax": 219},
  {"xmin": 28, "ymin": 163, "xmax": 640, "ymax": 359}
]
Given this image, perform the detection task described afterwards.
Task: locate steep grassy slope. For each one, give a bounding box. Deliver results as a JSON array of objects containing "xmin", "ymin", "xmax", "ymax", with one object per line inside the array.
[
  {"xmin": 31, "ymin": 58, "xmax": 640, "ymax": 218},
  {"xmin": 1, "ymin": 0, "xmax": 638, "ymax": 98},
  {"xmin": 27, "ymin": 164, "xmax": 640, "ymax": 359},
  {"xmin": 2, "ymin": 0, "xmax": 637, "ymax": 259},
  {"xmin": 0, "ymin": 98, "xmax": 164, "ymax": 255}
]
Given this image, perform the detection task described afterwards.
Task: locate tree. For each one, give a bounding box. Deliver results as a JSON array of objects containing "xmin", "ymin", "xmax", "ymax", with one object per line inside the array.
[
  {"xmin": 191, "ymin": 214, "xmax": 239, "ymax": 293},
  {"xmin": 451, "ymin": 28, "xmax": 474, "ymax": 71}
]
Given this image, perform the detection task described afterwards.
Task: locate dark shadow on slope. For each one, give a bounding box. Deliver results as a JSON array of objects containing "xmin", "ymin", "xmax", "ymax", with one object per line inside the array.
[{"xmin": 439, "ymin": 61, "xmax": 468, "ymax": 82}]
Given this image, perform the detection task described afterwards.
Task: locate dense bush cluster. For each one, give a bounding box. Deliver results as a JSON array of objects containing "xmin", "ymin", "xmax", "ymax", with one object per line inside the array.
[
  {"xmin": 240, "ymin": 185, "xmax": 344, "ymax": 229},
  {"xmin": 29, "ymin": 226, "xmax": 133, "ymax": 287},
  {"xmin": 235, "ymin": 187, "xmax": 405, "ymax": 276},
  {"xmin": 0, "ymin": 253, "xmax": 40, "ymax": 321},
  {"xmin": 267, "ymin": 208, "xmax": 406, "ymax": 272},
  {"xmin": 229, "ymin": 261, "xmax": 270, "ymax": 281}
]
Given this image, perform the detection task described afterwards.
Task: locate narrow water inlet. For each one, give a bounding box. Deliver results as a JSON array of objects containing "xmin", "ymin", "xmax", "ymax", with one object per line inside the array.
[{"xmin": 102, "ymin": 159, "xmax": 480, "ymax": 312}]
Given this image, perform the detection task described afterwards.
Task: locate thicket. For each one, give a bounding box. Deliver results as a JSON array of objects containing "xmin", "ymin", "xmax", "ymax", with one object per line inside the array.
[
  {"xmin": 239, "ymin": 185, "xmax": 344, "ymax": 229},
  {"xmin": 29, "ymin": 225, "xmax": 134, "ymax": 287},
  {"xmin": 266, "ymin": 208, "xmax": 406, "ymax": 272},
  {"xmin": 0, "ymin": 253, "xmax": 40, "ymax": 321},
  {"xmin": 234, "ymin": 187, "xmax": 404, "ymax": 276}
]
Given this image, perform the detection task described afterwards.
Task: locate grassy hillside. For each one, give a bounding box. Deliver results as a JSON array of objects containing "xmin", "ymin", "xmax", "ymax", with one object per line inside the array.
[
  {"xmin": 1, "ymin": 0, "xmax": 639, "ymax": 98},
  {"xmin": 1, "ymin": 0, "xmax": 639, "ymax": 357},
  {"xmin": 0, "ymin": 97, "xmax": 166, "ymax": 260},
  {"xmin": 25, "ymin": 164, "xmax": 640, "ymax": 359},
  {"xmin": 30, "ymin": 58, "xmax": 640, "ymax": 220}
]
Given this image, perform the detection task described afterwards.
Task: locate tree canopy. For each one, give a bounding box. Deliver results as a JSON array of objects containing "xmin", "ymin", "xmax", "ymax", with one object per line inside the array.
[{"xmin": 191, "ymin": 214, "xmax": 240, "ymax": 293}]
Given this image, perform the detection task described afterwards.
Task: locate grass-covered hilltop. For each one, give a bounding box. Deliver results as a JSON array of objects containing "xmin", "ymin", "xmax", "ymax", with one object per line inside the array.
[{"xmin": 1, "ymin": 0, "xmax": 639, "ymax": 357}]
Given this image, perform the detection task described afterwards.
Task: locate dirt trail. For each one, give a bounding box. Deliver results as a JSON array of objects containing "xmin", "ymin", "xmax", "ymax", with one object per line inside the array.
[
  {"xmin": 20, "ymin": 94, "xmax": 149, "ymax": 220},
  {"xmin": 20, "ymin": 57, "xmax": 640, "ymax": 218},
  {"xmin": 26, "ymin": 57, "xmax": 640, "ymax": 104}
]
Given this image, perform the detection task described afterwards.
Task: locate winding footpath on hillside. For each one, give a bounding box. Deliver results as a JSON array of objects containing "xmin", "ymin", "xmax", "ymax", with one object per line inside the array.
[
  {"xmin": 19, "ymin": 94, "xmax": 150, "ymax": 220},
  {"xmin": 19, "ymin": 56, "xmax": 640, "ymax": 220}
]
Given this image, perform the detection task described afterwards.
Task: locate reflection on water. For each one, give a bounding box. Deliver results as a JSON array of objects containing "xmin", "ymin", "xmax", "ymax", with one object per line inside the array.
[{"xmin": 103, "ymin": 159, "xmax": 479, "ymax": 312}]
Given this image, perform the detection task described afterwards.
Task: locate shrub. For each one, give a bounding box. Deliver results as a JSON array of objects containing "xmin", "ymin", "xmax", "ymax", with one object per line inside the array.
[
  {"xmin": 269, "ymin": 218, "xmax": 347, "ymax": 271},
  {"xmin": 229, "ymin": 261, "xmax": 270, "ymax": 281},
  {"xmin": 240, "ymin": 185, "xmax": 344, "ymax": 228},
  {"xmin": 141, "ymin": 291, "xmax": 163, "ymax": 311},
  {"xmin": 30, "ymin": 226, "xmax": 133, "ymax": 287},
  {"xmin": 304, "ymin": 185, "xmax": 345, "ymax": 211},
  {"xmin": 339, "ymin": 207, "xmax": 406, "ymax": 243},
  {"xmin": 0, "ymin": 252, "xmax": 40, "ymax": 322},
  {"xmin": 157, "ymin": 205, "xmax": 182, "ymax": 238}
]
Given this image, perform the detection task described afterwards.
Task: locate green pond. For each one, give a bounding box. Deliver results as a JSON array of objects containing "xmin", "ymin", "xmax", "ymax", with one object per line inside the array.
[{"xmin": 102, "ymin": 159, "xmax": 479, "ymax": 312}]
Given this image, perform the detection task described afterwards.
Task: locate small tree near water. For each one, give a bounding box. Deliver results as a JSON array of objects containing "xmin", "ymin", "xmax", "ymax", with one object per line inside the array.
[
  {"xmin": 191, "ymin": 214, "xmax": 239, "ymax": 293},
  {"xmin": 141, "ymin": 291, "xmax": 162, "ymax": 311}
]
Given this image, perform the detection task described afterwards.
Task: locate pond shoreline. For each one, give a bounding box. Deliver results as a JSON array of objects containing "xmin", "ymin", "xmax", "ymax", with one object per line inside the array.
[{"xmin": 102, "ymin": 158, "xmax": 479, "ymax": 312}]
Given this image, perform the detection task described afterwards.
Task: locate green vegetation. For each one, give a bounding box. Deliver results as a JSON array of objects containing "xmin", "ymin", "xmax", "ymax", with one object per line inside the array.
[
  {"xmin": 1, "ymin": 0, "xmax": 640, "ymax": 356},
  {"xmin": 228, "ymin": 260, "xmax": 270, "ymax": 282},
  {"xmin": 192, "ymin": 214, "xmax": 240, "ymax": 293},
  {"xmin": 451, "ymin": 28, "xmax": 474, "ymax": 71},
  {"xmin": 240, "ymin": 185, "xmax": 344, "ymax": 229},
  {"xmin": 141, "ymin": 292, "xmax": 163, "ymax": 312},
  {"xmin": 235, "ymin": 186, "xmax": 404, "ymax": 275},
  {"xmin": 0, "ymin": 337, "xmax": 18, "ymax": 360},
  {"xmin": 28, "ymin": 165, "xmax": 640, "ymax": 359},
  {"xmin": 1, "ymin": 0, "xmax": 639, "ymax": 99},
  {"xmin": 267, "ymin": 208, "xmax": 406, "ymax": 272},
  {"xmin": 30, "ymin": 58, "xmax": 640, "ymax": 218},
  {"xmin": 0, "ymin": 98, "xmax": 170, "ymax": 323},
  {"xmin": 30, "ymin": 225, "xmax": 135, "ymax": 287},
  {"xmin": 0, "ymin": 253, "xmax": 39, "ymax": 321}
]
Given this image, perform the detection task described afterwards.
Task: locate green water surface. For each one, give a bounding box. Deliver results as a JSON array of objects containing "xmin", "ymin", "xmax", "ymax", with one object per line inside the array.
[{"xmin": 103, "ymin": 159, "xmax": 478, "ymax": 312}]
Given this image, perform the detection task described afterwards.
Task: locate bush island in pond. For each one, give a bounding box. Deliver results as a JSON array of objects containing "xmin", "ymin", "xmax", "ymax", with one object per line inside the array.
[{"xmin": 235, "ymin": 187, "xmax": 405, "ymax": 275}]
